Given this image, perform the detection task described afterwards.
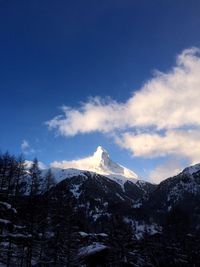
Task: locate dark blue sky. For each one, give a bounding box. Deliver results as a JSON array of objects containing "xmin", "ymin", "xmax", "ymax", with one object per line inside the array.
[{"xmin": 0, "ymin": 0, "xmax": 200, "ymax": 178}]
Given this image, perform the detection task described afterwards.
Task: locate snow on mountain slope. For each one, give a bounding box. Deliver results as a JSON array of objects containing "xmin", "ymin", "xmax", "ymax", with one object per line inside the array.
[
  {"xmin": 182, "ymin": 163, "xmax": 200, "ymax": 176},
  {"xmin": 146, "ymin": 161, "xmax": 200, "ymax": 212},
  {"xmin": 46, "ymin": 168, "xmax": 88, "ymax": 182},
  {"xmin": 50, "ymin": 146, "xmax": 139, "ymax": 185}
]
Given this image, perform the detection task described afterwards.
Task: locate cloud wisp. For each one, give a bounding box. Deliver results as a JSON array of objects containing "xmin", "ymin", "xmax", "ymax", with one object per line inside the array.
[
  {"xmin": 21, "ymin": 140, "xmax": 35, "ymax": 155},
  {"xmin": 47, "ymin": 47, "xmax": 200, "ymax": 180}
]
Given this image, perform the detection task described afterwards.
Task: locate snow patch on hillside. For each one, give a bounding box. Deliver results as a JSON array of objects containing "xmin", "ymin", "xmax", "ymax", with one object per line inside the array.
[{"xmin": 78, "ymin": 242, "xmax": 108, "ymax": 257}]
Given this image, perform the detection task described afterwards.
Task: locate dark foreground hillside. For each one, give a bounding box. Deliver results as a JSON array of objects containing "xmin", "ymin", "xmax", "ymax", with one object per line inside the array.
[{"xmin": 0, "ymin": 152, "xmax": 200, "ymax": 266}]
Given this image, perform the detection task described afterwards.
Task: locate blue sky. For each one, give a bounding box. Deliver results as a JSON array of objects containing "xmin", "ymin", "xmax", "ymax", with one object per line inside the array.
[{"xmin": 1, "ymin": 0, "xmax": 200, "ymax": 182}]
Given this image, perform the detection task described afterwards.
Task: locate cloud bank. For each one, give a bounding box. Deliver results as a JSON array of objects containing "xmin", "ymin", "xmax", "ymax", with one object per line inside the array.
[{"xmin": 47, "ymin": 47, "xmax": 200, "ymax": 180}]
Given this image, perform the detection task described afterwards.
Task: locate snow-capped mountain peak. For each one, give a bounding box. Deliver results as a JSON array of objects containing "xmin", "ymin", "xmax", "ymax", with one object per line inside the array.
[
  {"xmin": 83, "ymin": 146, "xmax": 139, "ymax": 184},
  {"xmin": 93, "ymin": 146, "xmax": 110, "ymax": 166},
  {"xmin": 50, "ymin": 146, "xmax": 140, "ymax": 185}
]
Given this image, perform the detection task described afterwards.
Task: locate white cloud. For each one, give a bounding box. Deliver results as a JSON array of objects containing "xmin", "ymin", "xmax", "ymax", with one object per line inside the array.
[
  {"xmin": 21, "ymin": 140, "xmax": 35, "ymax": 155},
  {"xmin": 47, "ymin": 47, "xmax": 200, "ymax": 134},
  {"xmin": 47, "ymin": 98, "xmax": 125, "ymax": 136},
  {"xmin": 115, "ymin": 129, "xmax": 200, "ymax": 164},
  {"xmin": 47, "ymin": 47, "xmax": 200, "ymax": 168},
  {"xmin": 51, "ymin": 156, "xmax": 93, "ymax": 170},
  {"xmin": 21, "ymin": 140, "xmax": 29, "ymax": 151},
  {"xmin": 51, "ymin": 147, "xmax": 106, "ymax": 171}
]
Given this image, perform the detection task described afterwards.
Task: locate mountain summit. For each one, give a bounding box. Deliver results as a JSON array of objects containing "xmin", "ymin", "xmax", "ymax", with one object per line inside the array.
[
  {"xmin": 50, "ymin": 146, "xmax": 139, "ymax": 185},
  {"xmin": 93, "ymin": 146, "xmax": 110, "ymax": 165},
  {"xmin": 90, "ymin": 146, "xmax": 139, "ymax": 184}
]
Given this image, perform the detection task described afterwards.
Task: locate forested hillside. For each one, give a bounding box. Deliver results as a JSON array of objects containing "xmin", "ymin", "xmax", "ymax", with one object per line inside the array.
[{"xmin": 0, "ymin": 152, "xmax": 200, "ymax": 266}]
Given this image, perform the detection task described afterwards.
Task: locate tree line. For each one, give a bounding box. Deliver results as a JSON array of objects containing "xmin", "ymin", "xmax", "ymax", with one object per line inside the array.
[{"xmin": 0, "ymin": 152, "xmax": 57, "ymax": 266}]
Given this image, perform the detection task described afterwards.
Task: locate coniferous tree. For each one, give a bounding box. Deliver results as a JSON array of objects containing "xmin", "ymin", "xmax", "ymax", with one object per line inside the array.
[
  {"xmin": 29, "ymin": 158, "xmax": 42, "ymax": 197},
  {"xmin": 26, "ymin": 158, "xmax": 43, "ymax": 266},
  {"xmin": 0, "ymin": 152, "xmax": 18, "ymax": 199},
  {"xmin": 43, "ymin": 169, "xmax": 56, "ymax": 193},
  {"xmin": 0, "ymin": 152, "xmax": 10, "ymax": 193},
  {"xmin": 14, "ymin": 155, "xmax": 27, "ymax": 199}
]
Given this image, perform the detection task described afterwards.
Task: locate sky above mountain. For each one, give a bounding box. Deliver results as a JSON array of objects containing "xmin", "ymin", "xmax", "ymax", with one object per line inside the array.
[{"xmin": 0, "ymin": 0, "xmax": 200, "ymax": 182}]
